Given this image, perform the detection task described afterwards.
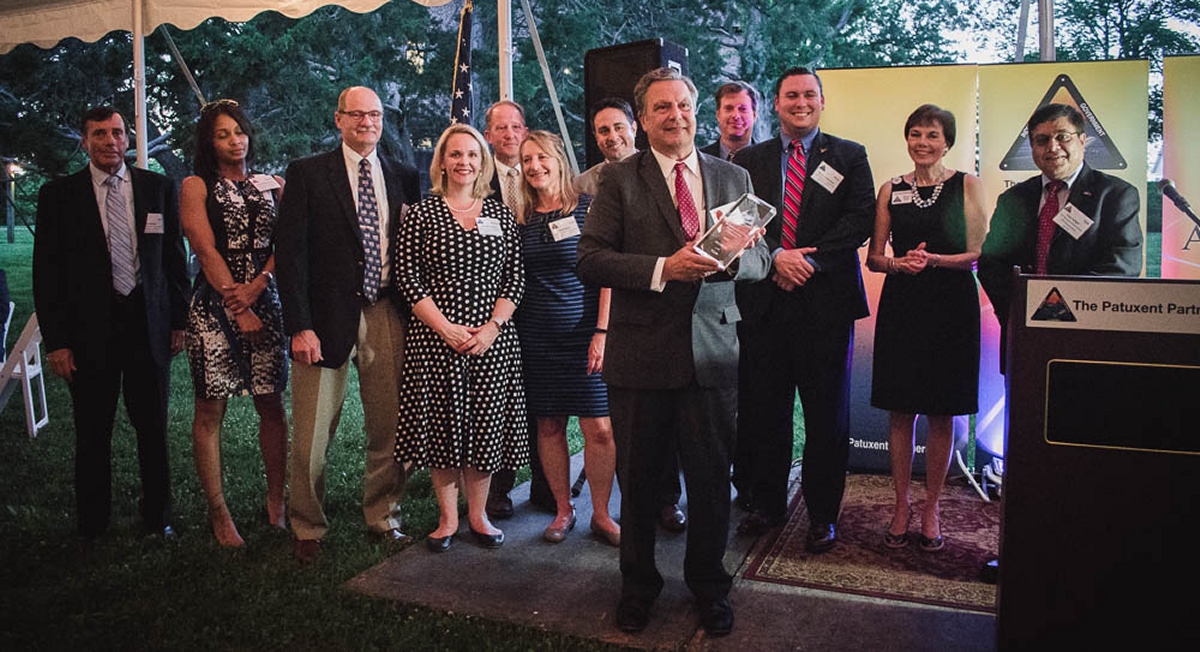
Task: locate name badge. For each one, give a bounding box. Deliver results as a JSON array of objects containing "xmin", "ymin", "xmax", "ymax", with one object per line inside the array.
[
  {"xmin": 1054, "ymin": 203, "xmax": 1095, "ymax": 240},
  {"xmin": 476, "ymin": 217, "xmax": 503, "ymax": 237},
  {"xmin": 811, "ymin": 161, "xmax": 844, "ymax": 193},
  {"xmin": 891, "ymin": 189, "xmax": 914, "ymax": 205},
  {"xmin": 145, "ymin": 212, "xmax": 164, "ymax": 234},
  {"xmin": 251, "ymin": 174, "xmax": 281, "ymax": 192},
  {"xmin": 548, "ymin": 216, "xmax": 581, "ymax": 241}
]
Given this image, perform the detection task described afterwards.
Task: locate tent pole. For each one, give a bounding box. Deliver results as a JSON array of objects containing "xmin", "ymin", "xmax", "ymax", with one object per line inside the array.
[
  {"xmin": 133, "ymin": 0, "xmax": 148, "ymax": 167},
  {"xmin": 498, "ymin": 0, "xmax": 513, "ymax": 100},
  {"xmin": 1038, "ymin": 0, "xmax": 1055, "ymax": 61}
]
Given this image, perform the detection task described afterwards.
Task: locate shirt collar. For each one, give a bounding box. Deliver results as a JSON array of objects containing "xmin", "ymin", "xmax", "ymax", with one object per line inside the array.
[
  {"xmin": 342, "ymin": 142, "xmax": 379, "ymax": 169},
  {"xmin": 778, "ymin": 128, "xmax": 819, "ymax": 156},
  {"xmin": 90, "ymin": 162, "xmax": 129, "ymax": 186},
  {"xmin": 495, "ymin": 158, "xmax": 520, "ymax": 177},
  {"xmin": 650, "ymin": 146, "xmax": 699, "ymax": 179},
  {"xmin": 1042, "ymin": 164, "xmax": 1084, "ymax": 192}
]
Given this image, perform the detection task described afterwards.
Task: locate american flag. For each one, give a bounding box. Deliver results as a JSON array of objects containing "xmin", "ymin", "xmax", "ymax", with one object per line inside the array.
[{"xmin": 449, "ymin": 0, "xmax": 474, "ymax": 127}]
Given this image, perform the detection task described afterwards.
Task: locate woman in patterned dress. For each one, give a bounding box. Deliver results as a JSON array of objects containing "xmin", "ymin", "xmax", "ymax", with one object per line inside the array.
[
  {"xmin": 182, "ymin": 100, "xmax": 288, "ymax": 547},
  {"xmin": 394, "ymin": 124, "xmax": 527, "ymax": 552},
  {"xmin": 516, "ymin": 131, "xmax": 620, "ymax": 546},
  {"xmin": 866, "ymin": 104, "xmax": 985, "ymax": 552}
]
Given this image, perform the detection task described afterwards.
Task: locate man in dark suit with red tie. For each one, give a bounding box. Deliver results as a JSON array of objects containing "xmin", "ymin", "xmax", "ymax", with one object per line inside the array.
[
  {"xmin": 577, "ymin": 67, "xmax": 770, "ymax": 636},
  {"xmin": 34, "ymin": 106, "xmax": 190, "ymax": 550},
  {"xmin": 730, "ymin": 67, "xmax": 876, "ymax": 552},
  {"xmin": 276, "ymin": 86, "xmax": 420, "ymax": 564},
  {"xmin": 979, "ymin": 102, "xmax": 1142, "ymax": 369}
]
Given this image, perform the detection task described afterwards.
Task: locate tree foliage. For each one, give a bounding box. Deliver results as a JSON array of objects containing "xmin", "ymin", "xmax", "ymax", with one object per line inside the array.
[{"xmin": 1, "ymin": 0, "xmax": 1197, "ymax": 191}]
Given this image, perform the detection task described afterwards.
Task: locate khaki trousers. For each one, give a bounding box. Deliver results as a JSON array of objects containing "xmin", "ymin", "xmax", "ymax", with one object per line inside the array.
[{"xmin": 288, "ymin": 301, "xmax": 407, "ymax": 541}]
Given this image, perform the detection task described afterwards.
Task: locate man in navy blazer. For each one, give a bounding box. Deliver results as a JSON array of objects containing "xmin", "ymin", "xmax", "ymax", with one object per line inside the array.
[
  {"xmin": 979, "ymin": 102, "xmax": 1142, "ymax": 372},
  {"xmin": 577, "ymin": 67, "xmax": 770, "ymax": 637},
  {"xmin": 33, "ymin": 106, "xmax": 190, "ymax": 548},
  {"xmin": 730, "ymin": 67, "xmax": 876, "ymax": 552},
  {"xmin": 276, "ymin": 86, "xmax": 420, "ymax": 564}
]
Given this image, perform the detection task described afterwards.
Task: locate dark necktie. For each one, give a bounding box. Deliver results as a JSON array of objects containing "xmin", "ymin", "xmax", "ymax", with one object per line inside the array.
[
  {"xmin": 105, "ymin": 174, "xmax": 136, "ymax": 295},
  {"xmin": 781, "ymin": 139, "xmax": 806, "ymax": 249},
  {"xmin": 1036, "ymin": 180, "xmax": 1066, "ymax": 275},
  {"xmin": 674, "ymin": 161, "xmax": 700, "ymax": 239},
  {"xmin": 358, "ymin": 158, "xmax": 382, "ymax": 302}
]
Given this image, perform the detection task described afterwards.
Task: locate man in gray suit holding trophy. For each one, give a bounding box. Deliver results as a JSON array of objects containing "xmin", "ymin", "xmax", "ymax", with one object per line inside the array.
[{"xmin": 577, "ymin": 67, "xmax": 770, "ymax": 637}]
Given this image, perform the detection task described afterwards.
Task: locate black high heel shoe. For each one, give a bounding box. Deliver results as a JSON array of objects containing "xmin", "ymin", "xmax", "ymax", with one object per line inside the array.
[
  {"xmin": 426, "ymin": 534, "xmax": 454, "ymax": 553},
  {"xmin": 469, "ymin": 527, "xmax": 504, "ymax": 549}
]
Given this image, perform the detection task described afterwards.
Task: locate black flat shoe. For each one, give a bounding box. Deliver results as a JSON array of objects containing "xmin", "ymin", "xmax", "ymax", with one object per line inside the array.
[
  {"xmin": 469, "ymin": 527, "xmax": 504, "ymax": 549},
  {"xmin": 426, "ymin": 534, "xmax": 453, "ymax": 553},
  {"xmin": 700, "ymin": 597, "xmax": 734, "ymax": 637}
]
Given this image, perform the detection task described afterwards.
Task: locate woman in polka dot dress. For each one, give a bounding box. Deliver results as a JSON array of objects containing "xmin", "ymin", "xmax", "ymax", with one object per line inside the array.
[{"xmin": 394, "ymin": 124, "xmax": 528, "ymax": 551}]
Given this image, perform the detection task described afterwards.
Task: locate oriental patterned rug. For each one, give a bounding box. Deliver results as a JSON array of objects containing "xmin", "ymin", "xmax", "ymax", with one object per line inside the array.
[{"xmin": 743, "ymin": 473, "xmax": 1000, "ymax": 612}]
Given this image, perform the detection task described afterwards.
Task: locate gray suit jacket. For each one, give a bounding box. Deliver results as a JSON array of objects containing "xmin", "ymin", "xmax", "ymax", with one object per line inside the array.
[{"xmin": 576, "ymin": 149, "xmax": 770, "ymax": 390}]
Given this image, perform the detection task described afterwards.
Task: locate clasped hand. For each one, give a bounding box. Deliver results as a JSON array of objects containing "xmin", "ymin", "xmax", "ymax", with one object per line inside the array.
[
  {"xmin": 893, "ymin": 241, "xmax": 931, "ymax": 274},
  {"xmin": 440, "ymin": 321, "xmax": 498, "ymax": 356},
  {"xmin": 772, "ymin": 246, "xmax": 818, "ymax": 291}
]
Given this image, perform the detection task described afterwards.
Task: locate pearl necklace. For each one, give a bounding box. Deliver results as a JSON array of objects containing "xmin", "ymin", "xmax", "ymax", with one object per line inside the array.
[
  {"xmin": 444, "ymin": 197, "xmax": 480, "ymax": 213},
  {"xmin": 910, "ymin": 170, "xmax": 947, "ymax": 209}
]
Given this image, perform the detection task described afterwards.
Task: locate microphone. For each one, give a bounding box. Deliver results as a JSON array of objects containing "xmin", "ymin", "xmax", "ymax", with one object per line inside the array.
[
  {"xmin": 1160, "ymin": 178, "xmax": 1200, "ymax": 228},
  {"xmin": 1159, "ymin": 179, "xmax": 1192, "ymax": 212}
]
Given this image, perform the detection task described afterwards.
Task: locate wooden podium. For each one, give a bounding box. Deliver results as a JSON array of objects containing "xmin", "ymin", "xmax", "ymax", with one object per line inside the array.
[{"xmin": 997, "ymin": 275, "xmax": 1200, "ymax": 648}]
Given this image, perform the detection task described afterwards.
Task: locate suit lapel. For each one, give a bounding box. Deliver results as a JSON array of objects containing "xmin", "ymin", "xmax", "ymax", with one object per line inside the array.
[
  {"xmin": 699, "ymin": 153, "xmax": 722, "ymax": 230},
  {"xmin": 639, "ymin": 151, "xmax": 687, "ymax": 244},
  {"xmin": 73, "ymin": 169, "xmax": 107, "ymax": 251},
  {"xmin": 326, "ymin": 149, "xmax": 362, "ymax": 242}
]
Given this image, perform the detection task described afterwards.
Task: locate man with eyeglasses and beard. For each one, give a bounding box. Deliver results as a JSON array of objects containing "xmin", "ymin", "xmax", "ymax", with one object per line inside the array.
[
  {"xmin": 276, "ymin": 86, "xmax": 420, "ymax": 564},
  {"xmin": 979, "ymin": 102, "xmax": 1143, "ymax": 373}
]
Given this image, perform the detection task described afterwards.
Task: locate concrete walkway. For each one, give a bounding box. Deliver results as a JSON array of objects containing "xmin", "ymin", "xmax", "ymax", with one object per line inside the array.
[{"xmin": 345, "ymin": 455, "xmax": 996, "ymax": 651}]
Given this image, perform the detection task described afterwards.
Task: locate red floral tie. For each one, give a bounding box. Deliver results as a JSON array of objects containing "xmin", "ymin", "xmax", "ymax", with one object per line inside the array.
[
  {"xmin": 1036, "ymin": 180, "xmax": 1065, "ymax": 275},
  {"xmin": 674, "ymin": 161, "xmax": 700, "ymax": 239}
]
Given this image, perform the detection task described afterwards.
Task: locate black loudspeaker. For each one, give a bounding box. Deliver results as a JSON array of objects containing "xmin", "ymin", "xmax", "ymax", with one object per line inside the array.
[{"xmin": 583, "ymin": 39, "xmax": 689, "ymax": 168}]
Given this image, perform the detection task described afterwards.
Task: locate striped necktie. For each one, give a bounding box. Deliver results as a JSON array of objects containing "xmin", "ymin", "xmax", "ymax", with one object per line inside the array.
[
  {"xmin": 105, "ymin": 174, "xmax": 136, "ymax": 295},
  {"xmin": 781, "ymin": 140, "xmax": 806, "ymax": 249}
]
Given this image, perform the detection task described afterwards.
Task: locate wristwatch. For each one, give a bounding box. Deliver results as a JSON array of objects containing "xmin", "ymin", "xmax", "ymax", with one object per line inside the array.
[{"xmin": 490, "ymin": 317, "xmax": 508, "ymax": 330}]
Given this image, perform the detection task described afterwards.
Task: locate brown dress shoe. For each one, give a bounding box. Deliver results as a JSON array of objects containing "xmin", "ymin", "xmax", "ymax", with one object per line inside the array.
[
  {"xmin": 659, "ymin": 504, "xmax": 687, "ymax": 532},
  {"xmin": 294, "ymin": 538, "xmax": 322, "ymax": 565}
]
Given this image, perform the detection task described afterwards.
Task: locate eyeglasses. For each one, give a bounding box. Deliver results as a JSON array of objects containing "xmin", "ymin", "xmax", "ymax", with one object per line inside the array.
[
  {"xmin": 200, "ymin": 98, "xmax": 239, "ymax": 113},
  {"xmin": 1031, "ymin": 131, "xmax": 1083, "ymax": 148},
  {"xmin": 339, "ymin": 110, "xmax": 384, "ymax": 121}
]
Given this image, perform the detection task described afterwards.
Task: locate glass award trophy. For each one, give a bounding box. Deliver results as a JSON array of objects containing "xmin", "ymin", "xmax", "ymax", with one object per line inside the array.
[{"xmin": 692, "ymin": 192, "xmax": 776, "ymax": 268}]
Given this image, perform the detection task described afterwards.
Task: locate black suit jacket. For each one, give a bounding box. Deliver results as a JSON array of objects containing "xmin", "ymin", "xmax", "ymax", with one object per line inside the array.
[
  {"xmin": 33, "ymin": 166, "xmax": 189, "ymax": 368},
  {"xmin": 731, "ymin": 131, "xmax": 875, "ymax": 325},
  {"xmin": 979, "ymin": 163, "xmax": 1142, "ymax": 367},
  {"xmin": 576, "ymin": 150, "xmax": 770, "ymax": 390},
  {"xmin": 276, "ymin": 148, "xmax": 420, "ymax": 368},
  {"xmin": 699, "ymin": 140, "xmax": 722, "ymax": 158}
]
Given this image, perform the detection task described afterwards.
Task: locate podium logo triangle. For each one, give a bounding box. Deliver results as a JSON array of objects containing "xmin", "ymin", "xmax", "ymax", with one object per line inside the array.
[
  {"xmin": 1031, "ymin": 286, "xmax": 1077, "ymax": 322},
  {"xmin": 999, "ymin": 74, "xmax": 1127, "ymax": 172}
]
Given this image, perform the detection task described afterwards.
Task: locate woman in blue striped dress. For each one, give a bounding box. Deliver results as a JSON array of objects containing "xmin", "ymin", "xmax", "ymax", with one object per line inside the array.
[{"xmin": 515, "ymin": 131, "xmax": 620, "ymax": 546}]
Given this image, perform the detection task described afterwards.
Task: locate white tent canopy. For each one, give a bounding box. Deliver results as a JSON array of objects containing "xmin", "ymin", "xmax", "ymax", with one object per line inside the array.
[
  {"xmin": 0, "ymin": 1, "xmax": 448, "ymax": 54},
  {"xmin": 0, "ymin": 0, "xmax": 454, "ymax": 164}
]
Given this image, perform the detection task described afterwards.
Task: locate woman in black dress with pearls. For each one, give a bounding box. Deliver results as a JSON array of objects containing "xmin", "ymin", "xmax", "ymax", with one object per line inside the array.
[{"xmin": 394, "ymin": 124, "xmax": 527, "ymax": 552}]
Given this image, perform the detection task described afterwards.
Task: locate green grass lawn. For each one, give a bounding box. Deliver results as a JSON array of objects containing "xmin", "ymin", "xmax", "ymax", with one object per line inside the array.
[{"xmin": 0, "ymin": 229, "xmax": 615, "ymax": 651}]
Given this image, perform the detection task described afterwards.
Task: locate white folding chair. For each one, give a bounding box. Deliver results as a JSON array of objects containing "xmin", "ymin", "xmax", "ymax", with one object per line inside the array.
[{"xmin": 0, "ymin": 309, "xmax": 50, "ymax": 438}]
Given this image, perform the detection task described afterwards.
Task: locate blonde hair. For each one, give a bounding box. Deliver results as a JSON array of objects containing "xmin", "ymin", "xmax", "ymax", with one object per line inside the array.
[
  {"xmin": 518, "ymin": 130, "xmax": 579, "ymax": 224},
  {"xmin": 429, "ymin": 124, "xmax": 495, "ymax": 198}
]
